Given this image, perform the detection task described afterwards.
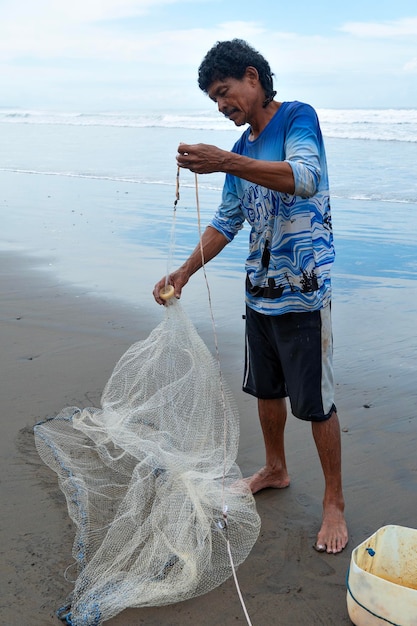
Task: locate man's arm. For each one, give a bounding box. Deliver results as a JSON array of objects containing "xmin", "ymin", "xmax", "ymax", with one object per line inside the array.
[
  {"xmin": 177, "ymin": 143, "xmax": 295, "ymax": 194},
  {"xmin": 153, "ymin": 226, "xmax": 229, "ymax": 304}
]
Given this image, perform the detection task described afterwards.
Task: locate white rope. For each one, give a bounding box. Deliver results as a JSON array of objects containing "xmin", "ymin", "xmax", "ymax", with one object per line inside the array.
[
  {"xmin": 165, "ymin": 166, "xmax": 180, "ymax": 288},
  {"xmin": 193, "ymin": 174, "xmax": 229, "ymax": 511},
  {"xmin": 193, "ymin": 173, "xmax": 254, "ymax": 626},
  {"xmin": 165, "ymin": 169, "xmax": 254, "ymax": 625}
]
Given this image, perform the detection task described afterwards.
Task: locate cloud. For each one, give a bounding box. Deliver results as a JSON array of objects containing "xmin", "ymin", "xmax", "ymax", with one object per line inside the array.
[
  {"xmin": 0, "ymin": 9, "xmax": 263, "ymax": 64},
  {"xmin": 1, "ymin": 5, "xmax": 416, "ymax": 109},
  {"xmin": 403, "ymin": 57, "xmax": 417, "ymax": 73},
  {"xmin": 340, "ymin": 16, "xmax": 417, "ymax": 38},
  {"xmin": 2, "ymin": 0, "xmax": 179, "ymax": 24},
  {"xmin": 0, "ymin": 0, "xmax": 210, "ymax": 63}
]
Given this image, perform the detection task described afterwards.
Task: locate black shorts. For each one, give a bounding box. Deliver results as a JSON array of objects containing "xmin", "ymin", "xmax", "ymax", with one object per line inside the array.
[{"xmin": 243, "ymin": 305, "xmax": 336, "ymax": 422}]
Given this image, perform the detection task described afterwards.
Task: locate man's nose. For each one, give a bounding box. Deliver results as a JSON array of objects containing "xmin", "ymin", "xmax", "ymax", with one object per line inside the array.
[{"xmin": 217, "ymin": 98, "xmax": 226, "ymax": 114}]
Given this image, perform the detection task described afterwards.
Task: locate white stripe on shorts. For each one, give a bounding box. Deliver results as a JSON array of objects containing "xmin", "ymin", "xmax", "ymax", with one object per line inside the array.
[{"xmin": 320, "ymin": 305, "xmax": 335, "ymax": 416}]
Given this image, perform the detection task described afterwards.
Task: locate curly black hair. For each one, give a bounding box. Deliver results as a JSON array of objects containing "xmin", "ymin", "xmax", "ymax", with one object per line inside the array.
[{"xmin": 198, "ymin": 39, "xmax": 276, "ymax": 107}]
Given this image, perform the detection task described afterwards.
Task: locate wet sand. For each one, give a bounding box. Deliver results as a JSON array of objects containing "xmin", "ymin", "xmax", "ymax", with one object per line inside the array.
[{"xmin": 1, "ymin": 250, "xmax": 416, "ymax": 626}]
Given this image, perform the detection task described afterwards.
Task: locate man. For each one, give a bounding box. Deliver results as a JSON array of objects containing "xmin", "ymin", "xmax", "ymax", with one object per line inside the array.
[{"xmin": 153, "ymin": 39, "xmax": 348, "ymax": 554}]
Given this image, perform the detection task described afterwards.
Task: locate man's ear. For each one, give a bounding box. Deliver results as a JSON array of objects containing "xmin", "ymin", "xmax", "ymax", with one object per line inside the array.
[{"xmin": 245, "ymin": 66, "xmax": 260, "ymax": 85}]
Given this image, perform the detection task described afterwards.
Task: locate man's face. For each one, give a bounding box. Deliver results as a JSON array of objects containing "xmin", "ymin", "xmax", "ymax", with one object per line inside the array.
[{"xmin": 207, "ymin": 71, "xmax": 258, "ymax": 126}]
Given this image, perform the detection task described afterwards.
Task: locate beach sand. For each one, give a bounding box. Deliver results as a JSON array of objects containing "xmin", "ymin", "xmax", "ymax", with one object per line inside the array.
[{"xmin": 1, "ymin": 250, "xmax": 416, "ymax": 626}]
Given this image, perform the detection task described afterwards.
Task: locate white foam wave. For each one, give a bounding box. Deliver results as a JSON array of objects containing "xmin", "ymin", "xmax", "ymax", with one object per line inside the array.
[
  {"xmin": 0, "ymin": 109, "xmax": 236, "ymax": 132},
  {"xmin": 1, "ymin": 108, "xmax": 417, "ymax": 142},
  {"xmin": 0, "ymin": 167, "xmax": 222, "ymax": 192},
  {"xmin": 332, "ymin": 192, "xmax": 416, "ymax": 204},
  {"xmin": 317, "ymin": 108, "xmax": 417, "ymax": 142},
  {"xmin": 2, "ymin": 167, "xmax": 415, "ymax": 203}
]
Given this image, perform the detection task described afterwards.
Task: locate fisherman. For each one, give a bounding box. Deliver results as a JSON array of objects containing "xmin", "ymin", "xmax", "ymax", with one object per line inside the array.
[{"xmin": 153, "ymin": 38, "xmax": 348, "ymax": 554}]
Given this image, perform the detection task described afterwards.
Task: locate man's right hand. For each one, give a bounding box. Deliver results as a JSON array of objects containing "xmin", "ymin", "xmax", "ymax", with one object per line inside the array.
[{"xmin": 152, "ymin": 268, "xmax": 190, "ymax": 305}]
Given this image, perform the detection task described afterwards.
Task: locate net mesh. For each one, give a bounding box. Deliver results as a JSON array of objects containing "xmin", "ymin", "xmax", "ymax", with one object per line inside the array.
[{"xmin": 34, "ymin": 299, "xmax": 260, "ymax": 625}]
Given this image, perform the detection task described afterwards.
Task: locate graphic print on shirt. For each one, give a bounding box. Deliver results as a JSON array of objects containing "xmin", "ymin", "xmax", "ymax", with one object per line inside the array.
[{"xmin": 242, "ymin": 183, "xmax": 323, "ymax": 300}]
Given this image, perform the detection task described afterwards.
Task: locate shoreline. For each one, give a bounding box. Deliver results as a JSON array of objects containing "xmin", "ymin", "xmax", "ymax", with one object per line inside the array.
[{"xmin": 1, "ymin": 249, "xmax": 416, "ymax": 625}]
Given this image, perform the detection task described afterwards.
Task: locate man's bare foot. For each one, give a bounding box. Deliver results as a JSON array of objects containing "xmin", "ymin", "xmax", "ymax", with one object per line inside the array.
[
  {"xmin": 314, "ymin": 502, "xmax": 348, "ymax": 554},
  {"xmin": 244, "ymin": 466, "xmax": 290, "ymax": 494}
]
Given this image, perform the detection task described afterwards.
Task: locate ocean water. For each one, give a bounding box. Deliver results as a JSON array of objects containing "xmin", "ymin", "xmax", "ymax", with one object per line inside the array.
[{"xmin": 1, "ymin": 107, "xmax": 417, "ymax": 327}]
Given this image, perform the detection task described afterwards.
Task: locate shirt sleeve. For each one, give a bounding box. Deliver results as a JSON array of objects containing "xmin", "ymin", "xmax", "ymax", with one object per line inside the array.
[
  {"xmin": 283, "ymin": 104, "xmax": 322, "ymax": 198},
  {"xmin": 209, "ymin": 173, "xmax": 245, "ymax": 242}
]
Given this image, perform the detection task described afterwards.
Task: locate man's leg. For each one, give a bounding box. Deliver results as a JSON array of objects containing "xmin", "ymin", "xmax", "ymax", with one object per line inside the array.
[
  {"xmin": 245, "ymin": 397, "xmax": 290, "ymax": 494},
  {"xmin": 312, "ymin": 410, "xmax": 348, "ymax": 554}
]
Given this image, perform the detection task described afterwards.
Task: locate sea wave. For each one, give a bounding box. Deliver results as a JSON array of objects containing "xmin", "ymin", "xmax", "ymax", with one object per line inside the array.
[
  {"xmin": 0, "ymin": 109, "xmax": 235, "ymax": 132},
  {"xmin": 1, "ymin": 108, "xmax": 417, "ymax": 142},
  {"xmin": 317, "ymin": 108, "xmax": 417, "ymax": 142},
  {"xmin": 0, "ymin": 167, "xmax": 221, "ymax": 192},
  {"xmin": 1, "ymin": 167, "xmax": 415, "ymax": 204}
]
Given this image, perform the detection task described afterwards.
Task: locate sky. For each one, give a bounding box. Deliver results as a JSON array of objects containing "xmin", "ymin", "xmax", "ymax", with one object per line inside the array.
[{"xmin": 1, "ymin": 0, "xmax": 417, "ymax": 111}]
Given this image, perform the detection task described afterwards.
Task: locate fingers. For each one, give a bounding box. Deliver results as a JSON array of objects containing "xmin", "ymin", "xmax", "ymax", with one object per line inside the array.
[
  {"xmin": 177, "ymin": 142, "xmax": 190, "ymax": 155},
  {"xmin": 176, "ymin": 144, "xmax": 191, "ymax": 170},
  {"xmin": 153, "ymin": 279, "xmax": 169, "ymax": 305},
  {"xmin": 153, "ymin": 277, "xmax": 182, "ymax": 305},
  {"xmin": 177, "ymin": 143, "xmax": 202, "ymax": 171},
  {"xmin": 176, "ymin": 143, "xmax": 222, "ymax": 174}
]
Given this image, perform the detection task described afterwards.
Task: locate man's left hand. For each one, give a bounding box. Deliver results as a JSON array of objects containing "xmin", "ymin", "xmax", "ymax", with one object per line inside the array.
[{"xmin": 176, "ymin": 142, "xmax": 227, "ymax": 174}]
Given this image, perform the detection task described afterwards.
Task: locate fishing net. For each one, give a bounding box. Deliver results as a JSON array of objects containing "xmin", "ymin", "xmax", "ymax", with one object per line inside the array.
[{"xmin": 34, "ymin": 298, "xmax": 260, "ymax": 626}]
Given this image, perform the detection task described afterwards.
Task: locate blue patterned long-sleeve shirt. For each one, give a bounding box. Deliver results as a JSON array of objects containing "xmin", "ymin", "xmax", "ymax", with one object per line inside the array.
[{"xmin": 210, "ymin": 101, "xmax": 335, "ymax": 315}]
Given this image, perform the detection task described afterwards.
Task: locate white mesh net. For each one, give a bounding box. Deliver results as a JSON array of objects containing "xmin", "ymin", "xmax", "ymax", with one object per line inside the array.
[{"xmin": 34, "ymin": 299, "xmax": 260, "ymax": 625}]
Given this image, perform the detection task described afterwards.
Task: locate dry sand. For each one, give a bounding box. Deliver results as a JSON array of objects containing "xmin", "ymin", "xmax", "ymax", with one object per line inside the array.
[{"xmin": 1, "ymin": 251, "xmax": 416, "ymax": 626}]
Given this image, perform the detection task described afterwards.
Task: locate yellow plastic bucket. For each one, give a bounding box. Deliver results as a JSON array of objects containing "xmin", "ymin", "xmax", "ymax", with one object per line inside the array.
[{"xmin": 347, "ymin": 525, "xmax": 417, "ymax": 625}]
